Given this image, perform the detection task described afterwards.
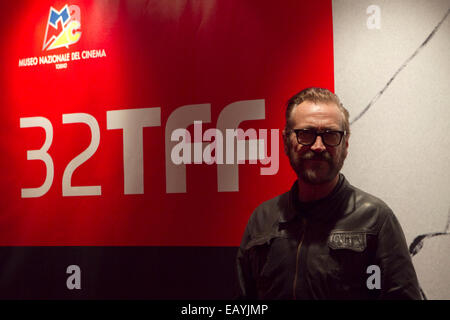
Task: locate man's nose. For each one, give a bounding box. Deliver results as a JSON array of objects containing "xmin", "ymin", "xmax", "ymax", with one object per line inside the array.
[{"xmin": 310, "ymin": 135, "xmax": 326, "ymax": 153}]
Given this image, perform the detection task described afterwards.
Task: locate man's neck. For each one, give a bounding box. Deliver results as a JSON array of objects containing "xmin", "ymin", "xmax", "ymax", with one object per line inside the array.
[{"xmin": 297, "ymin": 175, "xmax": 339, "ymax": 202}]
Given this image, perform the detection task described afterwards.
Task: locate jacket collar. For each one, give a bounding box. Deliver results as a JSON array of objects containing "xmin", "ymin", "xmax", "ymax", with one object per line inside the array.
[{"xmin": 279, "ymin": 173, "xmax": 355, "ymax": 224}]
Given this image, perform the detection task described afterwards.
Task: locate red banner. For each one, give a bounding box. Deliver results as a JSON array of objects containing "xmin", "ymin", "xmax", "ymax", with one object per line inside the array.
[{"xmin": 0, "ymin": 0, "xmax": 334, "ymax": 246}]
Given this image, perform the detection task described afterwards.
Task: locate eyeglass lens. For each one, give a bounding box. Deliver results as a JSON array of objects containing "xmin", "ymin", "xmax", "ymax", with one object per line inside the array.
[{"xmin": 296, "ymin": 130, "xmax": 342, "ymax": 146}]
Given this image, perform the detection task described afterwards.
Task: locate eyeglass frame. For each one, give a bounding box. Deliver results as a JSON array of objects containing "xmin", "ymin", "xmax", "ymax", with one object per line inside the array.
[{"xmin": 289, "ymin": 128, "xmax": 347, "ymax": 147}]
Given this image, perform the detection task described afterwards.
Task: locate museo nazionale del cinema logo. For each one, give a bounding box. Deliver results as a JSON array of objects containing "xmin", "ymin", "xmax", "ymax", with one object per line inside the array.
[
  {"xmin": 18, "ymin": 4, "xmax": 107, "ymax": 70},
  {"xmin": 42, "ymin": 4, "xmax": 82, "ymax": 51}
]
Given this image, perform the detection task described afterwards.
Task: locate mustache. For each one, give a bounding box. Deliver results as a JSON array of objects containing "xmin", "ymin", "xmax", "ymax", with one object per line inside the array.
[{"xmin": 301, "ymin": 151, "xmax": 332, "ymax": 162}]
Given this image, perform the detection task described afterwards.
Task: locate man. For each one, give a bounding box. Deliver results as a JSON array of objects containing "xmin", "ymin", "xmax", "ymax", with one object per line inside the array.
[{"xmin": 236, "ymin": 87, "xmax": 421, "ymax": 299}]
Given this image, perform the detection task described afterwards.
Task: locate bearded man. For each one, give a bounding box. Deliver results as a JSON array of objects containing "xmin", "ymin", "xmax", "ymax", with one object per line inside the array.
[{"xmin": 236, "ymin": 87, "xmax": 421, "ymax": 299}]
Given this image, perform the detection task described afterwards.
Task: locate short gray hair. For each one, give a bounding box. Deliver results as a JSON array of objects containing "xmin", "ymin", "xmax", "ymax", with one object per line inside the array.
[{"xmin": 285, "ymin": 87, "xmax": 350, "ymax": 134}]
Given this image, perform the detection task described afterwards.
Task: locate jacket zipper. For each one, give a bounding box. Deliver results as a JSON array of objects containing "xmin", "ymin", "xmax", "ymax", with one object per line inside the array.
[{"xmin": 293, "ymin": 218, "xmax": 307, "ymax": 299}]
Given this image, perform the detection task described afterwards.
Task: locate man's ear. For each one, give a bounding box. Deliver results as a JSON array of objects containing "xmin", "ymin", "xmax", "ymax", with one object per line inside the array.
[
  {"xmin": 345, "ymin": 133, "xmax": 350, "ymax": 150},
  {"xmin": 343, "ymin": 133, "xmax": 350, "ymax": 157}
]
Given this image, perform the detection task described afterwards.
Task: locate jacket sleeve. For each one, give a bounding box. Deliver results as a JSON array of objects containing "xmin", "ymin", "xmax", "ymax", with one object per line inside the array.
[
  {"xmin": 375, "ymin": 211, "xmax": 422, "ymax": 299},
  {"xmin": 235, "ymin": 225, "xmax": 257, "ymax": 300}
]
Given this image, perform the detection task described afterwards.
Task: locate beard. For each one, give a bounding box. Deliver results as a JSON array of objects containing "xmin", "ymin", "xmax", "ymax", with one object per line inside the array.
[{"xmin": 288, "ymin": 147, "xmax": 347, "ymax": 185}]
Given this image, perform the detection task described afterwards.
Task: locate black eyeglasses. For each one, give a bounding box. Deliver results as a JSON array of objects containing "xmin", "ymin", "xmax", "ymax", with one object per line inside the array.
[{"xmin": 291, "ymin": 128, "xmax": 346, "ymax": 147}]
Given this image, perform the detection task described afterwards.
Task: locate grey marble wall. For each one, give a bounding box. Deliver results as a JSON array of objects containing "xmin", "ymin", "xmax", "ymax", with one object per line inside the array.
[{"xmin": 333, "ymin": 0, "xmax": 450, "ymax": 299}]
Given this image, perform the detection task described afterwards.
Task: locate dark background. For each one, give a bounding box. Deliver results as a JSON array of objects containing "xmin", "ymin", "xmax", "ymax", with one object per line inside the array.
[{"xmin": 0, "ymin": 247, "xmax": 238, "ymax": 299}]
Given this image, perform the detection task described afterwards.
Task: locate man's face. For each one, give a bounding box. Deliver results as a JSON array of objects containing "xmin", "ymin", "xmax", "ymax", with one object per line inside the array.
[{"xmin": 283, "ymin": 101, "xmax": 349, "ymax": 185}]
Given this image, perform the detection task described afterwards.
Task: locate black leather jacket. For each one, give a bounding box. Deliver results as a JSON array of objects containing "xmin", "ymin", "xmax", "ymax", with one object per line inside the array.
[{"xmin": 236, "ymin": 174, "xmax": 421, "ymax": 299}]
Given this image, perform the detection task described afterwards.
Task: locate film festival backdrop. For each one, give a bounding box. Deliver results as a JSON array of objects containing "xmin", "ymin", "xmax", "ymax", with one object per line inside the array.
[{"xmin": 0, "ymin": 0, "xmax": 448, "ymax": 299}]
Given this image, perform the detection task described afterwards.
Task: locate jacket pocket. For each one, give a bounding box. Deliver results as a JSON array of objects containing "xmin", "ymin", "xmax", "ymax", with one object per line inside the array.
[
  {"xmin": 321, "ymin": 231, "xmax": 372, "ymax": 298},
  {"xmin": 244, "ymin": 234, "xmax": 276, "ymax": 251},
  {"xmin": 245, "ymin": 233, "xmax": 296, "ymax": 299},
  {"xmin": 327, "ymin": 231, "xmax": 367, "ymax": 252}
]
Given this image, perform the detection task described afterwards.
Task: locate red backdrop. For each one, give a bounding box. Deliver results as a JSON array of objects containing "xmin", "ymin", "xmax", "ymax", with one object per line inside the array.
[{"xmin": 0, "ymin": 0, "xmax": 334, "ymax": 246}]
